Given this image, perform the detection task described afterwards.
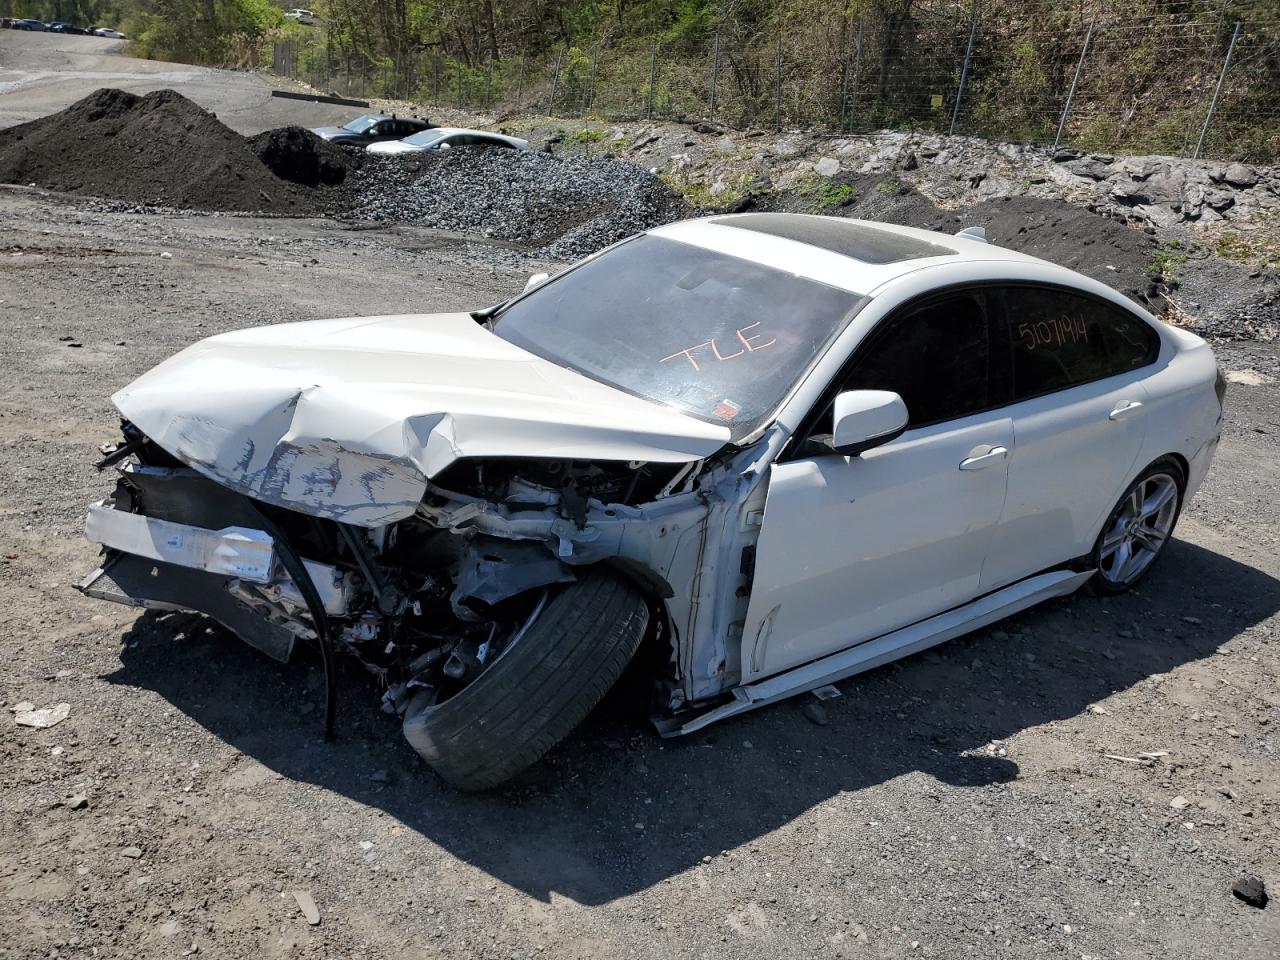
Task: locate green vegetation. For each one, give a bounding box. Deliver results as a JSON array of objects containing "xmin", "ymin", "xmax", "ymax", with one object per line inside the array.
[
  {"xmin": 1150, "ymin": 239, "xmax": 1191, "ymax": 283},
  {"xmin": 5, "ymin": 1, "xmax": 1275, "ymax": 161},
  {"xmin": 818, "ymin": 182, "xmax": 855, "ymax": 207}
]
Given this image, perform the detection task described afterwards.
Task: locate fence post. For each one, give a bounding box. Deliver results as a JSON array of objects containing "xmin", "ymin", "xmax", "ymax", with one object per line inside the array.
[
  {"xmin": 949, "ymin": 0, "xmax": 979, "ymax": 136},
  {"xmin": 549, "ymin": 46, "xmax": 564, "ymax": 115},
  {"xmin": 647, "ymin": 37, "xmax": 658, "ymax": 119},
  {"xmin": 1054, "ymin": 16, "xmax": 1095, "ymax": 150},
  {"xmin": 586, "ymin": 49, "xmax": 598, "ymax": 114},
  {"xmin": 709, "ymin": 25, "xmax": 721, "ymax": 118},
  {"xmin": 846, "ymin": 18, "xmax": 864, "ymax": 132},
  {"xmin": 432, "ymin": 54, "xmax": 440, "ymax": 104},
  {"xmin": 485, "ymin": 59, "xmax": 493, "ymax": 109},
  {"xmin": 515, "ymin": 54, "xmax": 525, "ymax": 110},
  {"xmin": 1193, "ymin": 20, "xmax": 1242, "ymax": 160},
  {"xmin": 774, "ymin": 32, "xmax": 783, "ymax": 130}
]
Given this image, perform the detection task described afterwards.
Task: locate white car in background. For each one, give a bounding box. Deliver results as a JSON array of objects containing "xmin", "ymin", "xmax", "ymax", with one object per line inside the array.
[
  {"xmin": 284, "ymin": 9, "xmax": 317, "ymax": 25},
  {"xmin": 93, "ymin": 27, "xmax": 126, "ymax": 38},
  {"xmin": 77, "ymin": 214, "xmax": 1222, "ymax": 790},
  {"xmin": 366, "ymin": 127, "xmax": 530, "ymax": 156}
]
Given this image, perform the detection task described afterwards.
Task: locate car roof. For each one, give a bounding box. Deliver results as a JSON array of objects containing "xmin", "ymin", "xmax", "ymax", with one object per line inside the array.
[
  {"xmin": 425, "ymin": 127, "xmax": 519, "ymax": 140},
  {"xmin": 648, "ymin": 213, "xmax": 1052, "ymax": 296}
]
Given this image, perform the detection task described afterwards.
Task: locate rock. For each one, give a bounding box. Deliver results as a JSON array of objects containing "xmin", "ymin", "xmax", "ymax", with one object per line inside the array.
[
  {"xmin": 1231, "ymin": 876, "xmax": 1267, "ymax": 909},
  {"xmin": 67, "ymin": 794, "xmax": 88, "ymax": 810},
  {"xmin": 121, "ymin": 846, "xmax": 143, "ymax": 859},
  {"xmin": 1170, "ymin": 796, "xmax": 1191, "ymax": 810},
  {"xmin": 1222, "ymin": 163, "xmax": 1258, "ymax": 188},
  {"xmin": 1065, "ymin": 157, "xmax": 1112, "ymax": 180},
  {"xmin": 369, "ymin": 769, "xmax": 389, "ymax": 783},
  {"xmin": 802, "ymin": 701, "xmax": 830, "ymax": 726},
  {"xmin": 14, "ymin": 702, "xmax": 71, "ymax": 728},
  {"xmin": 814, "ymin": 156, "xmax": 841, "ymax": 177},
  {"xmin": 292, "ymin": 890, "xmax": 321, "ymax": 925}
]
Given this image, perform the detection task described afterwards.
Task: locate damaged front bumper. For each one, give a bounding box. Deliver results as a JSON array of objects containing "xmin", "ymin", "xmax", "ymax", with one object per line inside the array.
[{"xmin": 77, "ymin": 463, "xmax": 354, "ymax": 662}]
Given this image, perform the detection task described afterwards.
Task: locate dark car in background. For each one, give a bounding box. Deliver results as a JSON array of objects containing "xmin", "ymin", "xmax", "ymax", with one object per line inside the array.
[
  {"xmin": 9, "ymin": 18, "xmax": 48, "ymax": 30},
  {"xmin": 310, "ymin": 115, "xmax": 436, "ymax": 147}
]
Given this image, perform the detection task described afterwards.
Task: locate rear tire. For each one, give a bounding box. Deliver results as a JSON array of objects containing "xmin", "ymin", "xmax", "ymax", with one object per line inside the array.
[
  {"xmin": 402, "ymin": 569, "xmax": 649, "ymax": 791},
  {"xmin": 1088, "ymin": 458, "xmax": 1185, "ymax": 595}
]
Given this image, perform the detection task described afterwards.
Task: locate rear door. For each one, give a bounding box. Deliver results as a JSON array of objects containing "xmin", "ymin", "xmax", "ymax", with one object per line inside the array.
[
  {"xmin": 741, "ymin": 288, "xmax": 1013, "ymax": 681},
  {"xmin": 979, "ymin": 285, "xmax": 1160, "ymax": 591}
]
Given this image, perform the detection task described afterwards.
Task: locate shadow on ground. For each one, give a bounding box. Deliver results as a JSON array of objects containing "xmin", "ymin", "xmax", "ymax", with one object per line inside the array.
[{"xmin": 105, "ymin": 538, "xmax": 1279, "ymax": 905}]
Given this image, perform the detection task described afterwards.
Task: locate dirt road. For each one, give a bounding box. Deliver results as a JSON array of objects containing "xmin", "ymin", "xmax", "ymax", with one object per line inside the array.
[
  {"xmin": 0, "ymin": 182, "xmax": 1278, "ymax": 959},
  {"xmin": 0, "ymin": 31, "xmax": 355, "ymax": 134}
]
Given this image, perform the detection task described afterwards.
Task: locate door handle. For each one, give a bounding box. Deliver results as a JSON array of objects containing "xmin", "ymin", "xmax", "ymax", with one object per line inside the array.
[
  {"xmin": 1108, "ymin": 400, "xmax": 1144, "ymax": 420},
  {"xmin": 959, "ymin": 446, "xmax": 1009, "ymax": 471}
]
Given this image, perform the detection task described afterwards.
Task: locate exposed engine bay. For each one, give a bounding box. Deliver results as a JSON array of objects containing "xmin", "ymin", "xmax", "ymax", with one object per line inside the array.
[{"xmin": 79, "ymin": 421, "xmax": 774, "ymax": 746}]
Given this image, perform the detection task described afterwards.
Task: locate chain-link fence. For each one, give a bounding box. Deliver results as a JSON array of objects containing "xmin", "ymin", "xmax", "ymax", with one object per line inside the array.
[{"xmin": 270, "ymin": 1, "xmax": 1280, "ymax": 163}]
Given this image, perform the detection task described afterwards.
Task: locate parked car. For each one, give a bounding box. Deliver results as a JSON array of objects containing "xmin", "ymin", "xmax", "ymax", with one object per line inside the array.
[
  {"xmin": 93, "ymin": 27, "xmax": 127, "ymax": 39},
  {"xmin": 310, "ymin": 115, "xmax": 434, "ymax": 146},
  {"xmin": 11, "ymin": 18, "xmax": 47, "ymax": 30},
  {"xmin": 366, "ymin": 127, "xmax": 530, "ymax": 155},
  {"xmin": 284, "ymin": 8, "xmax": 317, "ymax": 25},
  {"xmin": 77, "ymin": 214, "xmax": 1223, "ymax": 790},
  {"xmin": 47, "ymin": 22, "xmax": 91, "ymax": 33}
]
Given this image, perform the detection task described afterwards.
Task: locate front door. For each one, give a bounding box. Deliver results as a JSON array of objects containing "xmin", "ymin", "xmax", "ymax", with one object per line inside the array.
[{"xmin": 741, "ymin": 288, "xmax": 1013, "ymax": 681}]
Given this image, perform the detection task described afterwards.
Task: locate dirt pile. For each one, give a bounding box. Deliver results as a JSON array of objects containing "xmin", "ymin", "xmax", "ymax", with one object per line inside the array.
[
  {"xmin": 0, "ymin": 88, "xmax": 314, "ymax": 213},
  {"xmin": 755, "ymin": 177, "xmax": 1167, "ymax": 316},
  {"xmin": 248, "ymin": 126, "xmax": 354, "ymax": 188}
]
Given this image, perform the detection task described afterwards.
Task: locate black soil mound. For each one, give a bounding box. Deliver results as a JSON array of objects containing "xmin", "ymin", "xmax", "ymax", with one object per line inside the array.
[
  {"xmin": 767, "ymin": 177, "xmax": 1163, "ymax": 313},
  {"xmin": 248, "ymin": 126, "xmax": 354, "ymax": 188},
  {"xmin": 0, "ymin": 88, "xmax": 314, "ymax": 213}
]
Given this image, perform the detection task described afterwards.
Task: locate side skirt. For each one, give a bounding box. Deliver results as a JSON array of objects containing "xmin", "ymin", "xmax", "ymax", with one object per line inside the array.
[{"xmin": 666, "ymin": 568, "xmax": 1092, "ymax": 736}]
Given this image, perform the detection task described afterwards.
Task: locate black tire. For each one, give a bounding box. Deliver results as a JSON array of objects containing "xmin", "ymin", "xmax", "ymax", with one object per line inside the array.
[
  {"xmin": 1088, "ymin": 457, "xmax": 1186, "ymax": 595},
  {"xmin": 402, "ymin": 569, "xmax": 649, "ymax": 791}
]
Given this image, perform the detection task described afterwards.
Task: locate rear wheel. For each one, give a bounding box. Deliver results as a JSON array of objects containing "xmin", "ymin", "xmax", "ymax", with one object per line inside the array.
[
  {"xmin": 1089, "ymin": 459, "xmax": 1184, "ymax": 594},
  {"xmin": 402, "ymin": 569, "xmax": 649, "ymax": 791}
]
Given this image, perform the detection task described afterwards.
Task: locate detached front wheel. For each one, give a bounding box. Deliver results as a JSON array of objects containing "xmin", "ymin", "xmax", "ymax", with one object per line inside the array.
[{"xmin": 402, "ymin": 569, "xmax": 649, "ymax": 791}]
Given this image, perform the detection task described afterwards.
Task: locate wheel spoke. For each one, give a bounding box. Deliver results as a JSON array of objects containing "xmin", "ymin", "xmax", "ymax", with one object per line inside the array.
[
  {"xmin": 1132, "ymin": 528, "xmax": 1164, "ymax": 553},
  {"xmin": 1100, "ymin": 524, "xmax": 1128, "ymax": 559},
  {"xmin": 1108, "ymin": 540, "xmax": 1133, "ymax": 579},
  {"xmin": 1140, "ymin": 481, "xmax": 1176, "ymax": 520},
  {"xmin": 1125, "ymin": 486, "xmax": 1144, "ymax": 519}
]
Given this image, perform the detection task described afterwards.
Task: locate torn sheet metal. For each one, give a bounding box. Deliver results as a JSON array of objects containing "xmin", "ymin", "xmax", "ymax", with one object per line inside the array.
[
  {"xmin": 451, "ymin": 538, "xmax": 576, "ymax": 614},
  {"xmin": 112, "ymin": 313, "xmax": 730, "ymax": 527}
]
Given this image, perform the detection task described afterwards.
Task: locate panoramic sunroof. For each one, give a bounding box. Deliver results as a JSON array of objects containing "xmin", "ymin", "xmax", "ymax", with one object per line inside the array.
[{"xmin": 711, "ymin": 213, "xmax": 956, "ymax": 265}]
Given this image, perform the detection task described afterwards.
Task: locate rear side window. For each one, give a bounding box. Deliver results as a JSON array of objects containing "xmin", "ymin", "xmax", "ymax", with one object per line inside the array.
[
  {"xmin": 1000, "ymin": 286, "xmax": 1158, "ymax": 400},
  {"xmin": 841, "ymin": 290, "xmax": 994, "ymax": 427}
]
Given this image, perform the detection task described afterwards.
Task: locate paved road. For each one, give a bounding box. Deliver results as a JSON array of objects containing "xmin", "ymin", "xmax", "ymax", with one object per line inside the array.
[{"xmin": 0, "ymin": 30, "xmax": 357, "ymax": 133}]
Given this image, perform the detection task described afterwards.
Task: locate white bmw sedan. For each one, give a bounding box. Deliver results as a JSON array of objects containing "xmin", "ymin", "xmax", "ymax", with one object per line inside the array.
[
  {"xmin": 78, "ymin": 214, "xmax": 1222, "ymax": 789},
  {"xmin": 366, "ymin": 126, "xmax": 530, "ymax": 155}
]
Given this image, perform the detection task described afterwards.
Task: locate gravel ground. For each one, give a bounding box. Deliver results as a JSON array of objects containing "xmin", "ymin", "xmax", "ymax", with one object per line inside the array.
[
  {"xmin": 0, "ymin": 187, "xmax": 1277, "ymax": 960},
  {"xmin": 345, "ymin": 148, "xmax": 689, "ymax": 259}
]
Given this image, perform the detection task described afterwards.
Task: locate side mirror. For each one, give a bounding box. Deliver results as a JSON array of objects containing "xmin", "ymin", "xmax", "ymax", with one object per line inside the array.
[
  {"xmin": 523, "ymin": 272, "xmax": 550, "ymax": 292},
  {"xmin": 831, "ymin": 389, "xmax": 909, "ymax": 456},
  {"xmin": 437, "ymin": 141, "xmax": 451, "ymax": 151}
]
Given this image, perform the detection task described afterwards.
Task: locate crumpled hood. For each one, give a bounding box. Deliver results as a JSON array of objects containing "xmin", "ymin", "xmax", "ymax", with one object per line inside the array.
[{"xmin": 113, "ymin": 313, "xmax": 731, "ymax": 527}]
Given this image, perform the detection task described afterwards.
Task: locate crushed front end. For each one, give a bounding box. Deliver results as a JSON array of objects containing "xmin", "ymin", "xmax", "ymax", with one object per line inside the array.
[{"xmin": 77, "ymin": 419, "xmax": 774, "ymax": 784}]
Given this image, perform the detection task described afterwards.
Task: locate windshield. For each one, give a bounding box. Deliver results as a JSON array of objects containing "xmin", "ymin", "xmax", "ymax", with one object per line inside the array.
[
  {"xmin": 342, "ymin": 116, "xmax": 379, "ymax": 134},
  {"xmin": 403, "ymin": 130, "xmax": 447, "ymax": 147},
  {"xmin": 493, "ymin": 235, "xmax": 867, "ymax": 441}
]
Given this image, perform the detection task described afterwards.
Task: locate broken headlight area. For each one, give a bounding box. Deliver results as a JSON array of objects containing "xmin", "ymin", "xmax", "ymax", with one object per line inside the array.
[{"xmin": 77, "ymin": 425, "xmax": 698, "ymax": 734}]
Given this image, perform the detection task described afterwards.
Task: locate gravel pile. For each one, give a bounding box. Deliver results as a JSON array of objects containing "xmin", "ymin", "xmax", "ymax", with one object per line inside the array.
[
  {"xmin": 346, "ymin": 148, "xmax": 689, "ymax": 258},
  {"xmin": 0, "ymin": 88, "xmax": 315, "ymax": 213}
]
